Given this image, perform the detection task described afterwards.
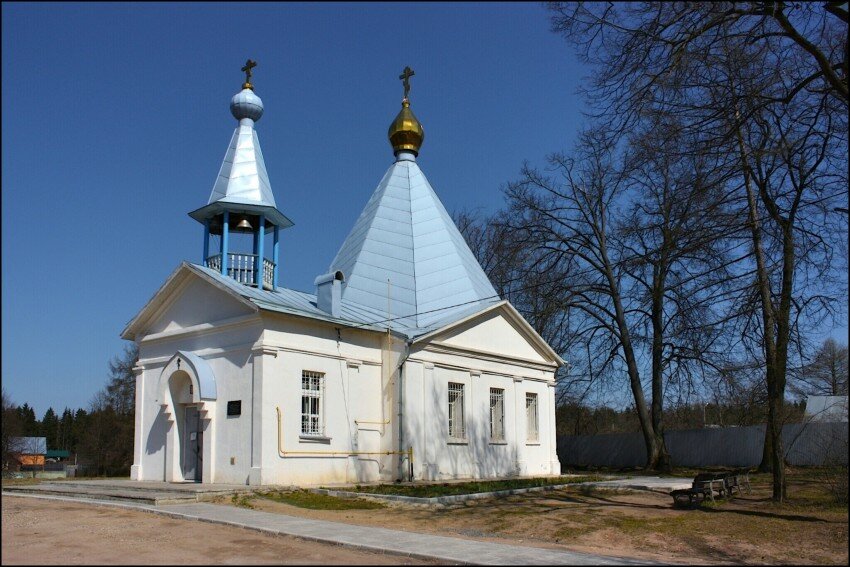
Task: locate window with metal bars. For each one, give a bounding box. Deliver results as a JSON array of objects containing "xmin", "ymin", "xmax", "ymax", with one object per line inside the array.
[
  {"xmin": 490, "ymin": 388, "xmax": 505, "ymax": 442},
  {"xmin": 526, "ymin": 392, "xmax": 539, "ymax": 442},
  {"xmin": 301, "ymin": 370, "xmax": 324, "ymax": 436},
  {"xmin": 448, "ymin": 382, "xmax": 466, "ymax": 440}
]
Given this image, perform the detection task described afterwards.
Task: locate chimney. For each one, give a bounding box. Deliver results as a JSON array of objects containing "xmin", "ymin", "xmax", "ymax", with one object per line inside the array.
[{"xmin": 314, "ymin": 271, "xmax": 345, "ymax": 318}]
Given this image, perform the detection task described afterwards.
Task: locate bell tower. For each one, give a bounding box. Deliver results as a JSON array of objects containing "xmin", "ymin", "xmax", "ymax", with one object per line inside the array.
[{"xmin": 188, "ymin": 60, "xmax": 293, "ymax": 289}]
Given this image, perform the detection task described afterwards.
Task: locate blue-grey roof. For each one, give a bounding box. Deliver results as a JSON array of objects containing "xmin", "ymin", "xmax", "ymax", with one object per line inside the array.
[
  {"xmin": 186, "ymin": 263, "xmax": 498, "ymax": 338},
  {"xmin": 188, "ymin": 263, "xmax": 407, "ymax": 333},
  {"xmin": 188, "ymin": 87, "xmax": 293, "ymax": 229},
  {"xmin": 327, "ymin": 153, "xmax": 500, "ymax": 329},
  {"xmin": 10, "ymin": 437, "xmax": 47, "ymax": 455},
  {"xmin": 230, "ymin": 87, "xmax": 264, "ymax": 122},
  {"xmin": 208, "ymin": 120, "xmax": 276, "ymax": 208}
]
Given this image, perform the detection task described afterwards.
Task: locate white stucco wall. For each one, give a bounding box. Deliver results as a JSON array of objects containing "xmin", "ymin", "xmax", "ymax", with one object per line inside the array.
[
  {"xmin": 255, "ymin": 313, "xmax": 399, "ymax": 486},
  {"xmin": 403, "ymin": 355, "xmax": 559, "ymax": 481},
  {"xmin": 131, "ymin": 274, "xmax": 560, "ymax": 486},
  {"xmin": 132, "ymin": 314, "xmax": 264, "ymax": 485}
]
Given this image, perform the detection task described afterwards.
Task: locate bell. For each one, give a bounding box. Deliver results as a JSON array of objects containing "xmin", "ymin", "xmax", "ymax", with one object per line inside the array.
[{"xmin": 235, "ymin": 217, "xmax": 253, "ymax": 230}]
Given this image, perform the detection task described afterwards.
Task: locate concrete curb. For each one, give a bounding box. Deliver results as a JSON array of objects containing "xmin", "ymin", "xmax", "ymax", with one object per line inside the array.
[
  {"xmin": 310, "ymin": 479, "xmax": 626, "ymax": 506},
  {"xmin": 1, "ymin": 484, "xmax": 258, "ymax": 506}
]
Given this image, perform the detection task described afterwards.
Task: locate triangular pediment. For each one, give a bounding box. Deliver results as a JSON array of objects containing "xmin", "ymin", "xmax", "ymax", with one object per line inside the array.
[
  {"xmin": 413, "ymin": 302, "xmax": 563, "ymax": 367},
  {"xmin": 121, "ymin": 263, "xmax": 257, "ymax": 341}
]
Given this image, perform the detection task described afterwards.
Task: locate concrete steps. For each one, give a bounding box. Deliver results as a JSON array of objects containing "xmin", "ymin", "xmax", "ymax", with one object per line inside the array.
[{"xmin": 2, "ymin": 481, "xmax": 251, "ymax": 506}]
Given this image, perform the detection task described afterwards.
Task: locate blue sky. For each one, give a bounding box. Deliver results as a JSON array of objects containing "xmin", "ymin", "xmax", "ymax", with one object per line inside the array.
[{"xmin": 2, "ymin": 2, "xmax": 588, "ymax": 416}]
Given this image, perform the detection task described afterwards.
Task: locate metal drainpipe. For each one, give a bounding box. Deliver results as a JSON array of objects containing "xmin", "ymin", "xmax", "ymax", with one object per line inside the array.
[{"xmin": 397, "ymin": 340, "xmax": 411, "ymax": 481}]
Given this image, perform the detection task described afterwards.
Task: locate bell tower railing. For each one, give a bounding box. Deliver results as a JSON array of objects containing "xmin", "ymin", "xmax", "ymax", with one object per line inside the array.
[{"xmin": 206, "ymin": 253, "xmax": 275, "ymax": 290}]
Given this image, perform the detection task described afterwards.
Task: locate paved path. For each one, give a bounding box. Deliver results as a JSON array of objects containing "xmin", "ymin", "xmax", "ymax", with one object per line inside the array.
[{"xmin": 3, "ymin": 492, "xmax": 656, "ymax": 565}]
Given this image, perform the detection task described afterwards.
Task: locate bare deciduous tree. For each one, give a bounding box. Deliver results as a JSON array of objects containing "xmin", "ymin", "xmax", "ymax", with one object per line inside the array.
[
  {"xmin": 501, "ymin": 130, "xmax": 675, "ymax": 470},
  {"xmin": 546, "ymin": 0, "xmax": 848, "ymax": 502},
  {"xmin": 792, "ymin": 338, "xmax": 849, "ymax": 396}
]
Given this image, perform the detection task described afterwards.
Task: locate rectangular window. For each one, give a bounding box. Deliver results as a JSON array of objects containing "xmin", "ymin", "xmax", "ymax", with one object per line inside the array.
[
  {"xmin": 526, "ymin": 393, "xmax": 539, "ymax": 442},
  {"xmin": 490, "ymin": 388, "xmax": 505, "ymax": 442},
  {"xmin": 301, "ymin": 371, "xmax": 324, "ymax": 436},
  {"xmin": 448, "ymin": 382, "xmax": 466, "ymax": 440}
]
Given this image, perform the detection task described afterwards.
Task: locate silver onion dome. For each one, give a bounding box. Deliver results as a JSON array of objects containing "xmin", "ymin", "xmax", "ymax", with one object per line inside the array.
[{"xmin": 230, "ymin": 88, "xmax": 264, "ymax": 122}]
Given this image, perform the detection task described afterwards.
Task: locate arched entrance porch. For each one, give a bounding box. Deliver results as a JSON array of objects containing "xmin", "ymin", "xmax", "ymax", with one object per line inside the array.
[{"xmin": 157, "ymin": 351, "xmax": 217, "ymax": 483}]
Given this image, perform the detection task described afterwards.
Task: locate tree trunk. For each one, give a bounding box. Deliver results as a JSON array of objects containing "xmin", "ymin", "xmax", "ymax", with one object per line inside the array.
[
  {"xmin": 601, "ymin": 237, "xmax": 660, "ymax": 471},
  {"xmin": 734, "ymin": 111, "xmax": 787, "ymax": 501},
  {"xmin": 650, "ymin": 263, "xmax": 672, "ymax": 472},
  {"xmin": 767, "ymin": 389, "xmax": 788, "ymax": 499},
  {"xmin": 767, "ymin": 222, "xmax": 795, "ymax": 502}
]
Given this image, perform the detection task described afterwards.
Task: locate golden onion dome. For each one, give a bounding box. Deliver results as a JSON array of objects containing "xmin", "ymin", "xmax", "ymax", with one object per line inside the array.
[{"xmin": 388, "ymin": 99, "xmax": 424, "ymax": 156}]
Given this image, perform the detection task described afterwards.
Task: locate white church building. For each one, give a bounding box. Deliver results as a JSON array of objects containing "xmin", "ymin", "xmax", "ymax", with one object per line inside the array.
[{"xmin": 122, "ymin": 64, "xmax": 563, "ymax": 486}]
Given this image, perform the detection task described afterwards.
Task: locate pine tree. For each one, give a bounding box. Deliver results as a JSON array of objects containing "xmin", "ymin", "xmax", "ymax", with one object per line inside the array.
[
  {"xmin": 71, "ymin": 408, "xmax": 88, "ymax": 454},
  {"xmin": 41, "ymin": 407, "xmax": 59, "ymax": 450},
  {"xmin": 17, "ymin": 403, "xmax": 38, "ymax": 436},
  {"xmin": 59, "ymin": 408, "xmax": 74, "ymax": 450}
]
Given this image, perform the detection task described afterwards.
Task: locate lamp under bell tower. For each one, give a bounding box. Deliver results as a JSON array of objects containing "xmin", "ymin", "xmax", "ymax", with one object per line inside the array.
[{"xmin": 188, "ymin": 60, "xmax": 293, "ymax": 290}]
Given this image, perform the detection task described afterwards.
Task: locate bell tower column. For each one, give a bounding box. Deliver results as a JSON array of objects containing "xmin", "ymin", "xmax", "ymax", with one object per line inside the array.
[{"xmin": 220, "ymin": 211, "xmax": 230, "ymax": 275}]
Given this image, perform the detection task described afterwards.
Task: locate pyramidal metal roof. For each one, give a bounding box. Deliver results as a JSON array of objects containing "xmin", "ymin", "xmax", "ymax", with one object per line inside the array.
[
  {"xmin": 208, "ymin": 121, "xmax": 276, "ymax": 208},
  {"xmin": 188, "ymin": 88, "xmax": 293, "ymax": 229},
  {"xmin": 328, "ymin": 153, "xmax": 500, "ymax": 330}
]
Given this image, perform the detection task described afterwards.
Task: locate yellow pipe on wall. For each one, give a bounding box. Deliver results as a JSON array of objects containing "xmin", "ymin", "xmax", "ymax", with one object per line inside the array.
[{"xmin": 276, "ymin": 407, "xmax": 411, "ymax": 461}]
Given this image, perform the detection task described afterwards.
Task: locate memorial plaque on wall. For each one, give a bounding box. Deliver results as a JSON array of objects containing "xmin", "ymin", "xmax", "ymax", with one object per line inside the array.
[{"xmin": 227, "ymin": 400, "xmax": 241, "ymax": 416}]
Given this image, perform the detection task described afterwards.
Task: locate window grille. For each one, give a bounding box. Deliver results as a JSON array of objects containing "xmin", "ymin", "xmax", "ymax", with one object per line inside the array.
[
  {"xmin": 448, "ymin": 382, "xmax": 466, "ymax": 440},
  {"xmin": 301, "ymin": 370, "xmax": 324, "ymax": 436},
  {"xmin": 490, "ymin": 388, "xmax": 505, "ymax": 441},
  {"xmin": 526, "ymin": 393, "xmax": 539, "ymax": 442}
]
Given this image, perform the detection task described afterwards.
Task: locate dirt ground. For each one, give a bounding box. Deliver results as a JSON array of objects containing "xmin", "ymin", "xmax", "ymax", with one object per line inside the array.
[
  {"xmin": 222, "ymin": 469, "xmax": 848, "ymax": 565},
  {"xmin": 0, "ymin": 496, "xmax": 434, "ymax": 565}
]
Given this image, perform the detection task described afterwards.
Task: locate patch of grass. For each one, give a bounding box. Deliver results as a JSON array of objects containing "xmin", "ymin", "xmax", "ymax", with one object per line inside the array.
[
  {"xmin": 609, "ymin": 514, "xmax": 656, "ymax": 533},
  {"xmin": 574, "ymin": 484, "xmax": 625, "ymax": 498},
  {"xmin": 231, "ymin": 493, "xmax": 255, "ymax": 509},
  {"xmin": 1, "ymin": 477, "xmax": 43, "ymax": 486},
  {"xmin": 553, "ymin": 523, "xmax": 597, "ymax": 541},
  {"xmin": 341, "ymin": 475, "xmax": 609, "ymax": 498},
  {"xmin": 258, "ymin": 489, "xmax": 385, "ymax": 510}
]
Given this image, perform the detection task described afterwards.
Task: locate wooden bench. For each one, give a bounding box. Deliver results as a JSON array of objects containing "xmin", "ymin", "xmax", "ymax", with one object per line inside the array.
[
  {"xmin": 670, "ymin": 472, "xmax": 730, "ymax": 506},
  {"xmin": 723, "ymin": 468, "xmax": 752, "ymax": 496}
]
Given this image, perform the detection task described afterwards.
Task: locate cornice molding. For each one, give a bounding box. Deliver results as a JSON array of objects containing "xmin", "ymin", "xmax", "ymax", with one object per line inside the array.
[
  {"xmin": 252, "ymin": 345, "xmax": 279, "ymax": 357},
  {"xmin": 406, "ymin": 357, "xmax": 554, "ymax": 385},
  {"xmin": 421, "ymin": 342, "xmax": 558, "ymax": 372},
  {"xmin": 267, "ymin": 344, "xmax": 381, "ymax": 366},
  {"xmin": 139, "ymin": 313, "xmax": 262, "ymax": 345}
]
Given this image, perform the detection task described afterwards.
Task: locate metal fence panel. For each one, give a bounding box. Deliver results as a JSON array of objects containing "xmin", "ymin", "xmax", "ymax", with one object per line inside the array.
[{"xmin": 558, "ymin": 422, "xmax": 848, "ymax": 468}]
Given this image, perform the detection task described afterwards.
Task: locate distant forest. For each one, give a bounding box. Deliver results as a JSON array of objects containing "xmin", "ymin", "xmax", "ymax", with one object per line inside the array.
[{"xmin": 2, "ymin": 344, "xmax": 137, "ymax": 476}]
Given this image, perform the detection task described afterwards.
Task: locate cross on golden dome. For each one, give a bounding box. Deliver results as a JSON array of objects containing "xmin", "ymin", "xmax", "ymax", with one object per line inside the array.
[
  {"xmin": 241, "ymin": 59, "xmax": 257, "ymax": 90},
  {"xmin": 399, "ymin": 66, "xmax": 415, "ymax": 100},
  {"xmin": 388, "ymin": 66, "xmax": 424, "ymax": 156}
]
